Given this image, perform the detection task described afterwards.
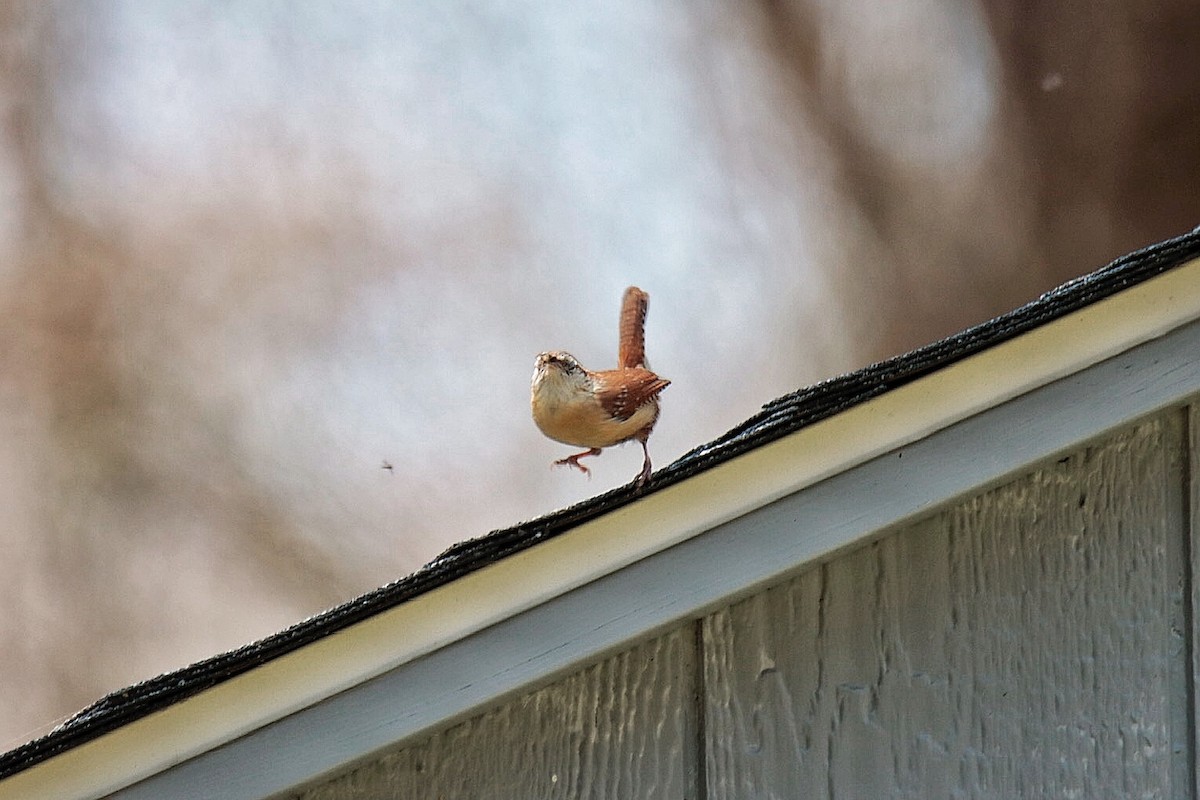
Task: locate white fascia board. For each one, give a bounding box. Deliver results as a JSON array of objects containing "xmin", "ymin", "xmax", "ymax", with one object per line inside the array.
[{"xmin": 5, "ymin": 257, "xmax": 1200, "ymax": 800}]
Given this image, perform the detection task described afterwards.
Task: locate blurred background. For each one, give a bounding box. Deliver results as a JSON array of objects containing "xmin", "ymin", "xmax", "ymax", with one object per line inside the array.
[{"xmin": 1, "ymin": 1, "xmax": 1198, "ymax": 747}]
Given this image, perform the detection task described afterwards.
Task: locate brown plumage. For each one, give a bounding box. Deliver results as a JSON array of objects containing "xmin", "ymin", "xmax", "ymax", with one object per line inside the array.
[
  {"xmin": 531, "ymin": 286, "xmax": 669, "ymax": 486},
  {"xmin": 618, "ymin": 286, "xmax": 648, "ymax": 369}
]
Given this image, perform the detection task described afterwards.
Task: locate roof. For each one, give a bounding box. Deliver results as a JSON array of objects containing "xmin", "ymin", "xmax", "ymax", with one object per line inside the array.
[{"xmin": 4, "ymin": 226, "xmax": 1200, "ymax": 798}]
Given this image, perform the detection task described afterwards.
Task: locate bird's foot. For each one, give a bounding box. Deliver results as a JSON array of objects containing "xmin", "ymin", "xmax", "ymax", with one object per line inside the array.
[
  {"xmin": 554, "ymin": 448, "xmax": 602, "ymax": 477},
  {"xmin": 632, "ymin": 445, "xmax": 653, "ymax": 488}
]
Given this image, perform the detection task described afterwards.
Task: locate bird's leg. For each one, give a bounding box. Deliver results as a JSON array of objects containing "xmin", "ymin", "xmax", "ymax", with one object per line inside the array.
[
  {"xmin": 633, "ymin": 439, "xmax": 653, "ymax": 487},
  {"xmin": 554, "ymin": 447, "xmax": 602, "ymax": 476}
]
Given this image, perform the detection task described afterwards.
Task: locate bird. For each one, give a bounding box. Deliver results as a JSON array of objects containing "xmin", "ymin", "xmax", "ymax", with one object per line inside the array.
[{"xmin": 531, "ymin": 286, "xmax": 670, "ymax": 487}]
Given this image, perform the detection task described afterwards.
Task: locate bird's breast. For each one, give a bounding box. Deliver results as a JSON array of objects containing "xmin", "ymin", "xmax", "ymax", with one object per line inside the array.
[{"xmin": 531, "ymin": 389, "xmax": 659, "ymax": 449}]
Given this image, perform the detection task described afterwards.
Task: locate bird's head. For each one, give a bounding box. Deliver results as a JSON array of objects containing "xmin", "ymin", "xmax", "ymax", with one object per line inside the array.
[{"xmin": 532, "ymin": 351, "xmax": 588, "ymax": 393}]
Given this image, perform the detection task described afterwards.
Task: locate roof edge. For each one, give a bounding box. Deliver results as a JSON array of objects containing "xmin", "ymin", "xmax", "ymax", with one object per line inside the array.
[{"xmin": 3, "ymin": 230, "xmax": 1200, "ymax": 798}]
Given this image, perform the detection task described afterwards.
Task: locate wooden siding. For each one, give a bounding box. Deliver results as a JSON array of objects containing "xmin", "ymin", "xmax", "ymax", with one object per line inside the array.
[
  {"xmin": 291, "ymin": 409, "xmax": 1195, "ymax": 799},
  {"xmin": 705, "ymin": 412, "xmax": 1190, "ymax": 798},
  {"xmin": 291, "ymin": 626, "xmax": 700, "ymax": 800}
]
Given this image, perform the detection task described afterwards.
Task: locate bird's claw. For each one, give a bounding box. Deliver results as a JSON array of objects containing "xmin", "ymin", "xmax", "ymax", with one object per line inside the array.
[{"xmin": 553, "ymin": 447, "xmax": 602, "ymax": 479}]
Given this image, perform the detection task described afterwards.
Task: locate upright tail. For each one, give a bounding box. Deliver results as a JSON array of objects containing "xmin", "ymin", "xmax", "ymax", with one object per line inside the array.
[{"xmin": 618, "ymin": 286, "xmax": 649, "ymax": 369}]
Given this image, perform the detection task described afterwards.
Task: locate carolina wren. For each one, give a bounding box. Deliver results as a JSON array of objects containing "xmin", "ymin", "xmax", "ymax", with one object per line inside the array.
[{"xmin": 531, "ymin": 286, "xmax": 670, "ymax": 487}]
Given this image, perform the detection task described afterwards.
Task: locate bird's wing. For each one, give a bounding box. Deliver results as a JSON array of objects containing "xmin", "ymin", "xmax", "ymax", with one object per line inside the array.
[{"xmin": 595, "ymin": 368, "xmax": 670, "ymax": 420}]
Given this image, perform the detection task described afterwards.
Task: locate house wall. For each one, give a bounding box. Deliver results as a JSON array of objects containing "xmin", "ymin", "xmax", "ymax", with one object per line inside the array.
[{"xmin": 289, "ymin": 408, "xmax": 1196, "ymax": 799}]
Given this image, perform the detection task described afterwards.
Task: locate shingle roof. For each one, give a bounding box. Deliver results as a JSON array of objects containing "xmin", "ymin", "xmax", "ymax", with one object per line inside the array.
[{"xmin": 3, "ymin": 226, "xmax": 1200, "ymax": 780}]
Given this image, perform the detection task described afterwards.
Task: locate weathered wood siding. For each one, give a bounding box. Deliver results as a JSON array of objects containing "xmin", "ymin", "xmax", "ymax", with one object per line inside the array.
[
  {"xmin": 706, "ymin": 412, "xmax": 1191, "ymax": 798},
  {"xmin": 293, "ymin": 626, "xmax": 699, "ymax": 800},
  {"xmin": 291, "ymin": 410, "xmax": 1195, "ymax": 799}
]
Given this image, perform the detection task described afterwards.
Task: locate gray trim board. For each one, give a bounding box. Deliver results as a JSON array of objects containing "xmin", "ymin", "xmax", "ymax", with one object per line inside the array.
[
  {"xmin": 112, "ymin": 316, "xmax": 1200, "ymax": 799},
  {"xmin": 1169, "ymin": 407, "xmax": 1195, "ymax": 800},
  {"xmin": 1189, "ymin": 404, "xmax": 1200, "ymax": 800}
]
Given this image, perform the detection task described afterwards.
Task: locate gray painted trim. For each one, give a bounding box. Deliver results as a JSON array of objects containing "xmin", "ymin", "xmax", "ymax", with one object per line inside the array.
[
  {"xmin": 1188, "ymin": 405, "xmax": 1200, "ymax": 800},
  {"xmin": 114, "ymin": 319, "xmax": 1200, "ymax": 800}
]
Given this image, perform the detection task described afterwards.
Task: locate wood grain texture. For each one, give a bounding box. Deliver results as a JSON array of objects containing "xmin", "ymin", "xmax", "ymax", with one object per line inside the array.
[
  {"xmin": 704, "ymin": 412, "xmax": 1191, "ymax": 798},
  {"xmin": 290, "ymin": 624, "xmax": 699, "ymax": 800}
]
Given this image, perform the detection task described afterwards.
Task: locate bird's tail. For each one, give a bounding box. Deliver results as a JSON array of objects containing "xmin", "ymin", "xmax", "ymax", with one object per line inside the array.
[{"xmin": 618, "ymin": 286, "xmax": 649, "ymax": 369}]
